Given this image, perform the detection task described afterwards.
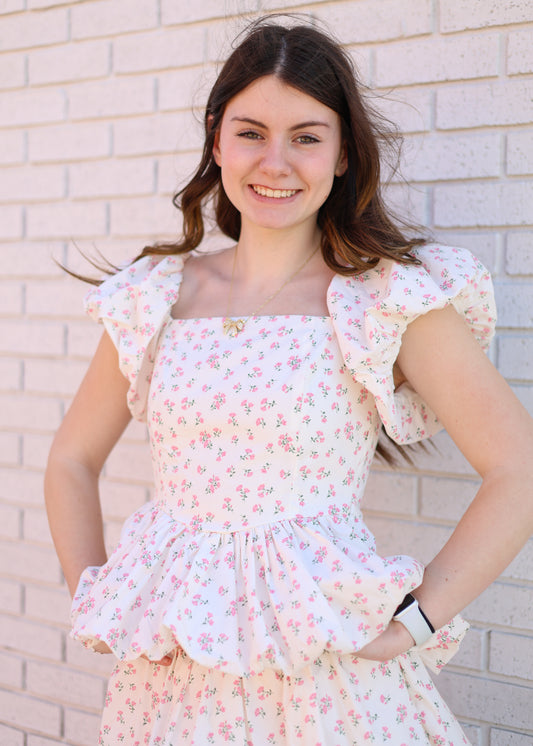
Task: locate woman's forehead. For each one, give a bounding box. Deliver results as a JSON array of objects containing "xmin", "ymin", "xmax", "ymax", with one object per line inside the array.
[{"xmin": 223, "ymin": 75, "xmax": 340, "ymax": 125}]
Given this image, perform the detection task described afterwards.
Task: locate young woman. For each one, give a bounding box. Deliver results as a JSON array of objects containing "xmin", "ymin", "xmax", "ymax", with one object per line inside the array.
[{"xmin": 45, "ymin": 18, "xmax": 533, "ymax": 745}]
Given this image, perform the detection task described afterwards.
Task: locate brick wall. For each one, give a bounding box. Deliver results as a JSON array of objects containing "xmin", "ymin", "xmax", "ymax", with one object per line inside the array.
[{"xmin": 1, "ymin": 1, "xmax": 532, "ymax": 743}]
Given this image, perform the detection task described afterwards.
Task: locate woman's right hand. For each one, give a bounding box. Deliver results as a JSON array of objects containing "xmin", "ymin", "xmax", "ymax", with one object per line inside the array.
[{"xmin": 92, "ymin": 640, "xmax": 113, "ymax": 655}]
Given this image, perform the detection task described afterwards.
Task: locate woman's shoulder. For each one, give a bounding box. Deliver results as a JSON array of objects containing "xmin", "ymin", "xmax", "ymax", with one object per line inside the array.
[
  {"xmin": 329, "ymin": 244, "xmax": 493, "ymax": 308},
  {"xmin": 326, "ymin": 244, "xmax": 496, "ymax": 444},
  {"xmin": 82, "ymin": 252, "xmax": 191, "ymax": 421},
  {"xmin": 83, "ymin": 252, "xmax": 190, "ymax": 329}
]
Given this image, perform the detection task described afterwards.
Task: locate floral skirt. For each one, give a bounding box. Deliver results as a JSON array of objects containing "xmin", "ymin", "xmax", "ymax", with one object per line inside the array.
[{"xmin": 99, "ymin": 648, "xmax": 469, "ymax": 745}]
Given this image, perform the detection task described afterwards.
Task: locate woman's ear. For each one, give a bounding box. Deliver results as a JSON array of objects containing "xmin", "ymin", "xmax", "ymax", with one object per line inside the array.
[{"xmin": 335, "ymin": 143, "xmax": 348, "ymax": 177}]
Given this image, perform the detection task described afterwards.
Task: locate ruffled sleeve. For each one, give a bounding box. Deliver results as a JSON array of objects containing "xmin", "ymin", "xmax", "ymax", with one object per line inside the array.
[
  {"xmin": 327, "ymin": 244, "xmax": 496, "ymax": 444},
  {"xmin": 84, "ymin": 254, "xmax": 185, "ymax": 421}
]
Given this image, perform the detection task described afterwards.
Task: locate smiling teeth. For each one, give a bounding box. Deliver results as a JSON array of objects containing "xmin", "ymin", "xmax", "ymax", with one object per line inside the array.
[{"xmin": 252, "ymin": 186, "xmax": 297, "ymax": 198}]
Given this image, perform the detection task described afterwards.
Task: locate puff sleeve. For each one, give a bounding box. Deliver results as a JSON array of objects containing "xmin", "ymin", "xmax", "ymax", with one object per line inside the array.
[
  {"xmin": 84, "ymin": 254, "xmax": 185, "ymax": 421},
  {"xmin": 327, "ymin": 244, "xmax": 496, "ymax": 444}
]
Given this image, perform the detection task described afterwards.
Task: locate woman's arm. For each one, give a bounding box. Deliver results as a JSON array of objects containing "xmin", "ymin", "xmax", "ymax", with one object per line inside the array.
[
  {"xmin": 44, "ymin": 330, "xmax": 132, "ymax": 596},
  {"xmin": 358, "ymin": 304, "xmax": 533, "ymax": 659},
  {"xmin": 398, "ymin": 305, "xmax": 533, "ymax": 626}
]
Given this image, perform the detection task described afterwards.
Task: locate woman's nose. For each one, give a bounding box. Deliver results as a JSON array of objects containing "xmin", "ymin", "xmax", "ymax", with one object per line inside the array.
[{"xmin": 259, "ymin": 140, "xmax": 292, "ymax": 176}]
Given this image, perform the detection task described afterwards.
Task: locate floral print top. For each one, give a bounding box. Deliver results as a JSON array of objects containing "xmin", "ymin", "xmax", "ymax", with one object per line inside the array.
[{"xmin": 70, "ymin": 244, "xmax": 495, "ymax": 678}]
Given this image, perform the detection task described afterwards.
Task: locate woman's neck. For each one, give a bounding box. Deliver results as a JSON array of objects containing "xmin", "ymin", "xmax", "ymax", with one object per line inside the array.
[{"xmin": 234, "ymin": 221, "xmax": 322, "ymax": 285}]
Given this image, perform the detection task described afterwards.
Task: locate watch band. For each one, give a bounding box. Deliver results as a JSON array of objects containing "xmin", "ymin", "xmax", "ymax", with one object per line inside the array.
[{"xmin": 393, "ymin": 593, "xmax": 435, "ymax": 647}]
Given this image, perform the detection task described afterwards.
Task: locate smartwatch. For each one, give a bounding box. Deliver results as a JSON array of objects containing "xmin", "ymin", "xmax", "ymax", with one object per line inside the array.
[{"xmin": 393, "ymin": 593, "xmax": 435, "ymax": 647}]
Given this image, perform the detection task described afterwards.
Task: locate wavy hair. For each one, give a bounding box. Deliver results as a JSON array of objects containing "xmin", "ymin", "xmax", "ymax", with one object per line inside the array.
[{"xmin": 119, "ymin": 17, "xmax": 426, "ymax": 274}]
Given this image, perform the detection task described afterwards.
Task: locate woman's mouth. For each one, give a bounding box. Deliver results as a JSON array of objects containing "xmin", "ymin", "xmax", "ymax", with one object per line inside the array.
[{"xmin": 251, "ymin": 185, "xmax": 299, "ymax": 199}]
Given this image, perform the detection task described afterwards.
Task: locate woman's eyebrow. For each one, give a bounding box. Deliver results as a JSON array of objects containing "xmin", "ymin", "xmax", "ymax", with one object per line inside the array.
[{"xmin": 230, "ymin": 116, "xmax": 331, "ymax": 130}]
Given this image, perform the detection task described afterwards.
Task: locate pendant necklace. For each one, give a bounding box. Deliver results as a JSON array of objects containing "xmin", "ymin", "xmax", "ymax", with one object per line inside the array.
[{"xmin": 222, "ymin": 245, "xmax": 320, "ymax": 337}]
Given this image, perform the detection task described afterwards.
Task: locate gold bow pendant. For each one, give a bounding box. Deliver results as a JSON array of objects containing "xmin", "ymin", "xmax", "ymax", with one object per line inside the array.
[{"xmin": 223, "ymin": 318, "xmax": 246, "ymax": 337}]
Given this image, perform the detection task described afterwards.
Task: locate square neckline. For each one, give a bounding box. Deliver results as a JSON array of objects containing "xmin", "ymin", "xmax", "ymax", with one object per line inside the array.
[{"xmin": 169, "ymin": 250, "xmax": 336, "ymax": 323}]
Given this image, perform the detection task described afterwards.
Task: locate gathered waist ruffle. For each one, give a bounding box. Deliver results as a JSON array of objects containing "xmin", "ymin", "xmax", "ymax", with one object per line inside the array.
[{"xmin": 70, "ymin": 501, "xmax": 468, "ymax": 676}]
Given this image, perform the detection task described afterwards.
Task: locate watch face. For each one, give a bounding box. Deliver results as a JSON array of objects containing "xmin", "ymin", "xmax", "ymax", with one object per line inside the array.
[{"xmin": 394, "ymin": 593, "xmax": 415, "ymax": 616}]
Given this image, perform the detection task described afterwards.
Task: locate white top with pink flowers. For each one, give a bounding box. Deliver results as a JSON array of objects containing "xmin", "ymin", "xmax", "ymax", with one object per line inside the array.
[{"xmin": 70, "ymin": 244, "xmax": 495, "ymax": 677}]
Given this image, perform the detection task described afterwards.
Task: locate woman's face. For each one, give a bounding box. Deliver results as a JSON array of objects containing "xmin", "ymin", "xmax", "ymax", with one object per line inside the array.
[{"xmin": 213, "ymin": 75, "xmax": 347, "ymax": 236}]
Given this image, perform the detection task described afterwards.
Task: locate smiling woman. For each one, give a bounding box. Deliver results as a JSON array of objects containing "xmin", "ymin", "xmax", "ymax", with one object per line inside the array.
[
  {"xmin": 44, "ymin": 15, "xmax": 533, "ymax": 746},
  {"xmin": 212, "ymin": 76, "xmax": 347, "ymax": 240}
]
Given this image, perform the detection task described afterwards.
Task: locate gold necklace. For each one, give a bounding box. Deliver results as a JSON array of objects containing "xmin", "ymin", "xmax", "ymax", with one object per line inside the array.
[{"xmin": 222, "ymin": 246, "xmax": 320, "ymax": 337}]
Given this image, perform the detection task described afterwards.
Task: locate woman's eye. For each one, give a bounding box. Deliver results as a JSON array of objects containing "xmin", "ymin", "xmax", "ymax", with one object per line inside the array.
[
  {"xmin": 237, "ymin": 130, "xmax": 262, "ymax": 140},
  {"xmin": 295, "ymin": 135, "xmax": 320, "ymax": 144}
]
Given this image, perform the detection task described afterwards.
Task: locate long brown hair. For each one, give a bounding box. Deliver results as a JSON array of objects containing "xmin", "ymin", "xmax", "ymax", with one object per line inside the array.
[{"xmin": 117, "ymin": 17, "xmax": 425, "ymax": 275}]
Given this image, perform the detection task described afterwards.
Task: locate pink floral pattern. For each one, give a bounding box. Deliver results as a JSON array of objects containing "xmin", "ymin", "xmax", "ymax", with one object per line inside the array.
[{"xmin": 72, "ymin": 245, "xmax": 495, "ymax": 744}]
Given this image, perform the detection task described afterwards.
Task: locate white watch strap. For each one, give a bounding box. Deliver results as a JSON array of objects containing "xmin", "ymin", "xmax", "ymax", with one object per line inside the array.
[{"xmin": 393, "ymin": 597, "xmax": 435, "ymax": 646}]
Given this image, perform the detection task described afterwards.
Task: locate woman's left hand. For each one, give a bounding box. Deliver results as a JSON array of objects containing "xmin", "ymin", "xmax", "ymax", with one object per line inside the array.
[{"xmin": 355, "ymin": 621, "xmax": 416, "ymax": 662}]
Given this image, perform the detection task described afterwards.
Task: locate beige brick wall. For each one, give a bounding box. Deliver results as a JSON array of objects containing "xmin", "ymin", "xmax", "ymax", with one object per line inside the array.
[{"xmin": 1, "ymin": 1, "xmax": 532, "ymax": 743}]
